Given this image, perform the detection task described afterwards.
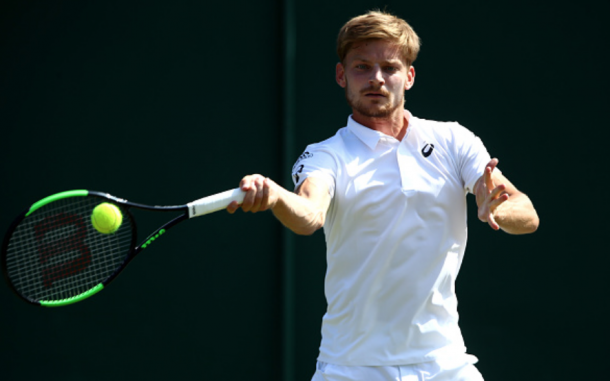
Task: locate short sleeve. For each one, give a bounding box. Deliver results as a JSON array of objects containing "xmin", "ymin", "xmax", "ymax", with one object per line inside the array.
[
  {"xmin": 454, "ymin": 124, "xmax": 494, "ymax": 193},
  {"xmin": 291, "ymin": 145, "xmax": 337, "ymax": 197}
]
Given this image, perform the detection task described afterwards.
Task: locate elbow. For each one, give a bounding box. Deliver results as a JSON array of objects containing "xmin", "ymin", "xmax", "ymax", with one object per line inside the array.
[
  {"xmin": 499, "ymin": 212, "xmax": 539, "ymax": 235},
  {"xmin": 527, "ymin": 214, "xmax": 540, "ymax": 234},
  {"xmin": 292, "ymin": 227, "xmax": 317, "ymax": 236},
  {"xmin": 291, "ymin": 223, "xmax": 323, "ymax": 236},
  {"xmin": 513, "ymin": 213, "xmax": 539, "ymax": 235},
  {"xmin": 289, "ymin": 217, "xmax": 325, "ymax": 236},
  {"xmin": 506, "ymin": 197, "xmax": 539, "ymax": 234},
  {"xmin": 524, "ymin": 206, "xmax": 540, "ymax": 234}
]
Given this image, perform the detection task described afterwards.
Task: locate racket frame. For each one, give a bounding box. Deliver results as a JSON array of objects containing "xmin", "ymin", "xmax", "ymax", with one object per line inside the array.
[{"xmin": 2, "ymin": 190, "xmax": 193, "ymax": 307}]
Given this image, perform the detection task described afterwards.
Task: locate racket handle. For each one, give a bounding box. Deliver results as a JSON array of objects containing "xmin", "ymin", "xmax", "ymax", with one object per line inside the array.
[{"xmin": 187, "ymin": 188, "xmax": 246, "ymax": 218}]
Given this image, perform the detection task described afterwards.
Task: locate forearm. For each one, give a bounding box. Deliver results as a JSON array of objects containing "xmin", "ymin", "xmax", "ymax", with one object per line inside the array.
[
  {"xmin": 493, "ymin": 192, "xmax": 539, "ymax": 234},
  {"xmin": 271, "ymin": 190, "xmax": 324, "ymax": 235},
  {"xmin": 272, "ymin": 180, "xmax": 329, "ymax": 235},
  {"xmin": 230, "ymin": 174, "xmax": 331, "ymax": 235},
  {"xmin": 474, "ymin": 160, "xmax": 539, "ymax": 234}
]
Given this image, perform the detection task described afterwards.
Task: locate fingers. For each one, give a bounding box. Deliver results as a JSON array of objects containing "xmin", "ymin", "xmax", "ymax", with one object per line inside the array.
[
  {"xmin": 479, "ymin": 188, "xmax": 509, "ymax": 231},
  {"xmin": 486, "ymin": 158, "xmax": 499, "ymax": 173},
  {"xmin": 260, "ymin": 177, "xmax": 273, "ymax": 210},
  {"xmin": 231, "ymin": 174, "xmax": 275, "ymax": 213},
  {"xmin": 487, "ymin": 213, "xmax": 500, "ymax": 230},
  {"xmin": 477, "ymin": 172, "xmax": 509, "ymax": 230},
  {"xmin": 241, "ymin": 175, "xmax": 264, "ymax": 213},
  {"xmin": 226, "ymin": 200, "xmax": 240, "ymax": 214},
  {"xmin": 484, "ymin": 158, "xmax": 499, "ymax": 190},
  {"xmin": 489, "ymin": 183, "xmax": 507, "ymax": 200},
  {"xmin": 474, "ymin": 158, "xmax": 500, "ymax": 207}
]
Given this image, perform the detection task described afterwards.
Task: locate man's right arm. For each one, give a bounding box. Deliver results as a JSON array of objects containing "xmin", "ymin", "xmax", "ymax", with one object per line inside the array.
[{"xmin": 226, "ymin": 174, "xmax": 331, "ymax": 236}]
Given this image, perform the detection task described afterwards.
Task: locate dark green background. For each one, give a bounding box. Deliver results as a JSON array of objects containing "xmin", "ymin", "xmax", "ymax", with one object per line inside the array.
[{"xmin": 1, "ymin": 1, "xmax": 607, "ymax": 380}]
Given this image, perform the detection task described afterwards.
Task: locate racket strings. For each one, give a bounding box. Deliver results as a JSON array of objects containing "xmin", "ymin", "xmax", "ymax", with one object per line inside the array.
[{"xmin": 5, "ymin": 197, "xmax": 134, "ymax": 302}]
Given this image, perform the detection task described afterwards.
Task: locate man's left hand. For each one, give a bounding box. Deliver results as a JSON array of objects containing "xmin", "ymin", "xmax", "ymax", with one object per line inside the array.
[{"xmin": 474, "ymin": 158, "xmax": 509, "ymax": 230}]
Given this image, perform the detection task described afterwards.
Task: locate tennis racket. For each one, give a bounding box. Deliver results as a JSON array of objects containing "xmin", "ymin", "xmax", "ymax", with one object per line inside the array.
[{"xmin": 1, "ymin": 188, "xmax": 245, "ymax": 307}]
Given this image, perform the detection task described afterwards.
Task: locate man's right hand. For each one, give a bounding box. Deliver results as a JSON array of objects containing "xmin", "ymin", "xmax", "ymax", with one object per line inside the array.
[{"xmin": 227, "ymin": 174, "xmax": 280, "ymax": 214}]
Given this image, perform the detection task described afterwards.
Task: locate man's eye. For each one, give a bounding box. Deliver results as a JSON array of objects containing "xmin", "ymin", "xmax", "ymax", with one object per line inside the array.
[
  {"xmin": 355, "ymin": 64, "xmax": 368, "ymax": 70},
  {"xmin": 385, "ymin": 66, "xmax": 397, "ymax": 72}
]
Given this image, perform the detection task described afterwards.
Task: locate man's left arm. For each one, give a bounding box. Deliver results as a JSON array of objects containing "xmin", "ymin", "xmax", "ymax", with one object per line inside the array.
[{"xmin": 474, "ymin": 158, "xmax": 539, "ymax": 234}]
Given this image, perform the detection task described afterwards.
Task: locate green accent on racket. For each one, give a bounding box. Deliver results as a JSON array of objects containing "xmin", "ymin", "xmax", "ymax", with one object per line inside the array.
[
  {"xmin": 3, "ymin": 187, "xmax": 245, "ymax": 307},
  {"xmin": 40, "ymin": 283, "xmax": 105, "ymax": 307},
  {"xmin": 27, "ymin": 190, "xmax": 89, "ymax": 216}
]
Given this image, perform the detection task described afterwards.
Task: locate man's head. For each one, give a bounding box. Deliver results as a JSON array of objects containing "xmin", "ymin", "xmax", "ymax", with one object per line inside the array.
[
  {"xmin": 337, "ymin": 11, "xmax": 420, "ymax": 67},
  {"xmin": 335, "ymin": 11, "xmax": 419, "ymax": 121}
]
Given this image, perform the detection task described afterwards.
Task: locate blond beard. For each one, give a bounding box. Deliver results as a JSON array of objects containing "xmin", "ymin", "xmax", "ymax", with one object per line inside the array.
[{"xmin": 344, "ymin": 80, "xmax": 405, "ymax": 118}]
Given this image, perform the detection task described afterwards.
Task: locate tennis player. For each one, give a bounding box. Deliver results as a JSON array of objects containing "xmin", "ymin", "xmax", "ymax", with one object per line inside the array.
[{"xmin": 228, "ymin": 10, "xmax": 539, "ymax": 381}]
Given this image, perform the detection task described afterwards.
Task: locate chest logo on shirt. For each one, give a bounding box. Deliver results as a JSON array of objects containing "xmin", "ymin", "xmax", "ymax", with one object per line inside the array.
[{"xmin": 421, "ymin": 143, "xmax": 435, "ymax": 158}]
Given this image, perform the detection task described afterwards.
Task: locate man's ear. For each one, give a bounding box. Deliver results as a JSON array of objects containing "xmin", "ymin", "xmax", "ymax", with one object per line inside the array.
[
  {"xmin": 336, "ymin": 62, "xmax": 346, "ymax": 88},
  {"xmin": 405, "ymin": 66, "xmax": 415, "ymax": 90}
]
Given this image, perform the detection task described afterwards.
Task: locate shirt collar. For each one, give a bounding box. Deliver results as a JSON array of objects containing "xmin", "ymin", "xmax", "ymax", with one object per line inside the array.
[{"xmin": 346, "ymin": 110, "xmax": 414, "ymax": 150}]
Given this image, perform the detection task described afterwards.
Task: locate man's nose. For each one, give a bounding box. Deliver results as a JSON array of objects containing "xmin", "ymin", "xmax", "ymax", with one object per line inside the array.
[{"xmin": 369, "ymin": 65, "xmax": 385, "ymax": 86}]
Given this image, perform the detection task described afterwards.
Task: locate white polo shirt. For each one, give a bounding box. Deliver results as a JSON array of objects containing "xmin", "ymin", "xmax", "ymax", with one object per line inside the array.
[{"xmin": 292, "ymin": 110, "xmax": 492, "ymax": 366}]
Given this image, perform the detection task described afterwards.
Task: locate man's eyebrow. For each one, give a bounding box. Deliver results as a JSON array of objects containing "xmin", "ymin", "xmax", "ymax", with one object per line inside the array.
[
  {"xmin": 350, "ymin": 56, "xmax": 404, "ymax": 65},
  {"xmin": 350, "ymin": 55, "xmax": 371, "ymax": 62}
]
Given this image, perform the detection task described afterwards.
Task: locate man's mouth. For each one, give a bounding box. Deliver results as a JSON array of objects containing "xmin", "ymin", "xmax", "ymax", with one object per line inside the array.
[{"xmin": 362, "ymin": 89, "xmax": 388, "ymax": 97}]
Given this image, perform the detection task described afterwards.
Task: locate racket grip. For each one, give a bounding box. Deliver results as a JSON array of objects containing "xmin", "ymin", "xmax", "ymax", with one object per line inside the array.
[{"xmin": 187, "ymin": 188, "xmax": 246, "ymax": 218}]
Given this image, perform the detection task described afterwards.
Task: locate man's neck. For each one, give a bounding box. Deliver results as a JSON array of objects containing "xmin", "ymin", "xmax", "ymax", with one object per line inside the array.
[{"xmin": 352, "ymin": 109, "xmax": 409, "ymax": 141}]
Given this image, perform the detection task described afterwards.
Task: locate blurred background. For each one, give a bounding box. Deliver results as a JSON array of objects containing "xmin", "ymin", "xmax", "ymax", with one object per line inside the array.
[{"xmin": 1, "ymin": 0, "xmax": 607, "ymax": 380}]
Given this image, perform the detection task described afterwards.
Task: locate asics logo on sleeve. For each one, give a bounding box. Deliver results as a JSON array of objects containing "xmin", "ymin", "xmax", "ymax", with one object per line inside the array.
[
  {"xmin": 293, "ymin": 151, "xmax": 313, "ymax": 170},
  {"xmin": 293, "ymin": 164, "xmax": 305, "ymax": 183}
]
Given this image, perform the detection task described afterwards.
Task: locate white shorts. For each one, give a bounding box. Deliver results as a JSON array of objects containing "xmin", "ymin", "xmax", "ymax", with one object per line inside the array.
[{"xmin": 311, "ymin": 355, "xmax": 484, "ymax": 381}]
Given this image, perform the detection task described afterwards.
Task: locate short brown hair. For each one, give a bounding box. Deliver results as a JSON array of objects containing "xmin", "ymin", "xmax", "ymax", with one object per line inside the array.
[{"xmin": 337, "ymin": 10, "xmax": 421, "ymax": 66}]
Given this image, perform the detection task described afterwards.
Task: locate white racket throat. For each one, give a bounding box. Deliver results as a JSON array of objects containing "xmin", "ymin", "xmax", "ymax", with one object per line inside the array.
[{"xmin": 187, "ymin": 188, "xmax": 246, "ymax": 218}]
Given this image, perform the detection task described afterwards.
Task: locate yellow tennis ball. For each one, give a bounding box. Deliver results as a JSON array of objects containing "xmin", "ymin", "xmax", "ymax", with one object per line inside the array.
[{"xmin": 91, "ymin": 203, "xmax": 123, "ymax": 234}]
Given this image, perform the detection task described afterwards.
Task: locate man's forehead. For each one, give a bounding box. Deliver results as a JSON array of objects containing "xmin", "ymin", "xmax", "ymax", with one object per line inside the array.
[{"xmin": 347, "ymin": 41, "xmax": 404, "ymax": 63}]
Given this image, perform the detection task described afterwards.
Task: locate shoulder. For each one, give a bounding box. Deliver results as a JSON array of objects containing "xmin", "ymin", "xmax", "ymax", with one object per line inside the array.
[
  {"xmin": 299, "ymin": 127, "xmax": 350, "ymax": 156},
  {"xmin": 412, "ymin": 116, "xmax": 476, "ymax": 142},
  {"xmin": 293, "ymin": 128, "xmax": 349, "ymax": 171}
]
